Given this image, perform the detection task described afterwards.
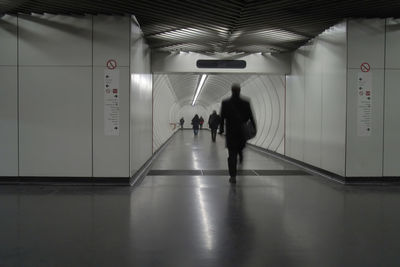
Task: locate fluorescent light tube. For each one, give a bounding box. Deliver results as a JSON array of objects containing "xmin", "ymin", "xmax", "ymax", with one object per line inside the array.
[{"xmin": 192, "ymin": 74, "xmax": 207, "ymax": 106}]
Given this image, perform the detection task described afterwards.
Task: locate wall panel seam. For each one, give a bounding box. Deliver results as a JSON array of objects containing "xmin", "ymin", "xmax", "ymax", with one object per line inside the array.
[
  {"xmin": 129, "ymin": 18, "xmax": 132, "ymax": 176},
  {"xmin": 91, "ymin": 15, "xmax": 94, "ymax": 178},
  {"xmin": 17, "ymin": 15, "xmax": 20, "ymax": 176},
  {"xmin": 382, "ymin": 18, "xmax": 387, "ymax": 176},
  {"xmin": 344, "ymin": 19, "xmax": 348, "ymax": 177}
]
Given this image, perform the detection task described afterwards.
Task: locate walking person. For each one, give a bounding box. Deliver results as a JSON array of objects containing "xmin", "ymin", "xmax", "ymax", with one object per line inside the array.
[
  {"xmin": 208, "ymin": 110, "xmax": 221, "ymax": 142},
  {"xmin": 179, "ymin": 117, "xmax": 185, "ymax": 130},
  {"xmin": 191, "ymin": 114, "xmax": 201, "ymax": 136},
  {"xmin": 199, "ymin": 116, "xmax": 204, "ymax": 129},
  {"xmin": 219, "ymin": 84, "xmax": 256, "ymax": 184}
]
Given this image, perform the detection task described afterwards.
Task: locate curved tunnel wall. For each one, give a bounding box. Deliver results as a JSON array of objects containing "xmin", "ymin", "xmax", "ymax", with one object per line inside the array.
[
  {"xmin": 213, "ymin": 75, "xmax": 285, "ymax": 154},
  {"xmin": 153, "ymin": 74, "xmax": 180, "ymax": 151}
]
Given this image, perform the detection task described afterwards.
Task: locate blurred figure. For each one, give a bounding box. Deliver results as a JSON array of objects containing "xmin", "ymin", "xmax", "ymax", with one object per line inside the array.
[
  {"xmin": 191, "ymin": 114, "xmax": 201, "ymax": 136},
  {"xmin": 219, "ymin": 84, "xmax": 256, "ymax": 184},
  {"xmin": 208, "ymin": 110, "xmax": 221, "ymax": 142},
  {"xmin": 179, "ymin": 117, "xmax": 185, "ymax": 130},
  {"xmin": 199, "ymin": 116, "xmax": 204, "ymax": 129}
]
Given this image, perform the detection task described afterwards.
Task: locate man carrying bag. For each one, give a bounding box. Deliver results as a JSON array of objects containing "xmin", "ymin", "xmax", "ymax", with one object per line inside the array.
[{"xmin": 219, "ymin": 83, "xmax": 256, "ymax": 184}]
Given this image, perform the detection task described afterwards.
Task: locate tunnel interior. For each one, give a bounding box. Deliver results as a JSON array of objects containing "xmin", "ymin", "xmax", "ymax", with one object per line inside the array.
[{"xmin": 152, "ymin": 73, "xmax": 286, "ymax": 155}]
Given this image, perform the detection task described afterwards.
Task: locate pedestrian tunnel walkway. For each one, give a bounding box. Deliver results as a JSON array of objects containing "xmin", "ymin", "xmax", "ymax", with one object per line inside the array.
[{"xmin": 147, "ymin": 130, "xmax": 307, "ymax": 181}]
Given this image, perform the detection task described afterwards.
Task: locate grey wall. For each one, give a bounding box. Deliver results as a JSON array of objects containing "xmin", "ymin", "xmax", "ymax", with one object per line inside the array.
[
  {"xmin": 18, "ymin": 14, "xmax": 93, "ymax": 176},
  {"xmin": 346, "ymin": 19, "xmax": 385, "ymax": 177},
  {"xmin": 0, "ymin": 15, "xmax": 152, "ymax": 178},
  {"xmin": 286, "ymin": 22, "xmax": 347, "ymax": 176},
  {"xmin": 346, "ymin": 18, "xmax": 400, "ymax": 177},
  {"xmin": 93, "ymin": 16, "xmax": 130, "ymax": 177},
  {"xmin": 130, "ymin": 20, "xmax": 153, "ymax": 175},
  {"xmin": 0, "ymin": 15, "xmax": 18, "ymax": 176},
  {"xmin": 384, "ymin": 18, "xmax": 400, "ymax": 176}
]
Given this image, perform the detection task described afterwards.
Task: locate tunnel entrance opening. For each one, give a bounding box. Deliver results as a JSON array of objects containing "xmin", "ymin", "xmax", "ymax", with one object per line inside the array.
[{"xmin": 151, "ymin": 73, "xmax": 287, "ymax": 176}]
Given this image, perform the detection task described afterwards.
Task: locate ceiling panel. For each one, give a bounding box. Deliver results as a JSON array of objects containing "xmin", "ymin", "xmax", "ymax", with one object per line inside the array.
[{"xmin": 2, "ymin": 0, "xmax": 400, "ymax": 53}]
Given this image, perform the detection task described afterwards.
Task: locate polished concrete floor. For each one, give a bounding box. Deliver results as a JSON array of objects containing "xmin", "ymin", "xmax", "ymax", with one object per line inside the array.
[{"xmin": 2, "ymin": 130, "xmax": 400, "ymax": 266}]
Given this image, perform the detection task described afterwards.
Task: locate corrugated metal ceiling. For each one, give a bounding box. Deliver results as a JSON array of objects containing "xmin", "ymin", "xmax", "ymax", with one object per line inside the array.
[{"xmin": 2, "ymin": 0, "xmax": 400, "ymax": 53}]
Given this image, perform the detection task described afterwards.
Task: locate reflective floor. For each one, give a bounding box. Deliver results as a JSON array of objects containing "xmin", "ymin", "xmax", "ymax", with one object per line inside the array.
[{"xmin": 2, "ymin": 130, "xmax": 400, "ymax": 266}]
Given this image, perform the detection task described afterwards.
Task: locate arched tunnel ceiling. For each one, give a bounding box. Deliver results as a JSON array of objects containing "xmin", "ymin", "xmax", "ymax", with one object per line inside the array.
[
  {"xmin": 2, "ymin": 0, "xmax": 400, "ymax": 53},
  {"xmin": 167, "ymin": 73, "xmax": 252, "ymax": 107}
]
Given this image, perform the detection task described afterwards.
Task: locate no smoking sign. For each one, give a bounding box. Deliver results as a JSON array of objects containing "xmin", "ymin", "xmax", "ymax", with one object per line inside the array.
[
  {"xmin": 360, "ymin": 62, "xmax": 370, "ymax": 72},
  {"xmin": 106, "ymin": 59, "xmax": 117, "ymax": 70}
]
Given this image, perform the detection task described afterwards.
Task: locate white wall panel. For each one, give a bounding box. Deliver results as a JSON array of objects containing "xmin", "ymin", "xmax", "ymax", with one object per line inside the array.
[
  {"xmin": 384, "ymin": 70, "xmax": 400, "ymax": 176},
  {"xmin": 384, "ymin": 19, "xmax": 400, "ymax": 176},
  {"xmin": 92, "ymin": 17, "xmax": 130, "ymax": 177},
  {"xmin": 304, "ymin": 44, "xmax": 322, "ymax": 167},
  {"xmin": 346, "ymin": 19, "xmax": 385, "ymax": 177},
  {"xmin": 19, "ymin": 67, "xmax": 92, "ymax": 176},
  {"xmin": 386, "ymin": 19, "xmax": 400, "ymax": 69},
  {"xmin": 346, "ymin": 70, "xmax": 384, "ymax": 176},
  {"xmin": 320, "ymin": 22, "xmax": 347, "ymax": 176},
  {"xmin": 93, "ymin": 67, "xmax": 130, "ymax": 177},
  {"xmin": 0, "ymin": 16, "xmax": 18, "ymax": 176},
  {"xmin": 0, "ymin": 15, "xmax": 17, "ymax": 65},
  {"xmin": 285, "ymin": 51, "xmax": 305, "ymax": 161},
  {"xmin": 18, "ymin": 14, "xmax": 92, "ymax": 66},
  {"xmin": 93, "ymin": 16, "xmax": 130, "ymax": 67},
  {"xmin": 347, "ymin": 19, "xmax": 385, "ymax": 69},
  {"xmin": 130, "ymin": 20, "xmax": 152, "ymax": 175},
  {"xmin": 286, "ymin": 22, "xmax": 347, "ymax": 176},
  {"xmin": 0, "ymin": 67, "xmax": 18, "ymax": 176}
]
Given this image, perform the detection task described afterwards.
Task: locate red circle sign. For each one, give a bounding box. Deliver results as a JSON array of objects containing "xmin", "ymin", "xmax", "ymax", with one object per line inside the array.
[
  {"xmin": 360, "ymin": 62, "xmax": 370, "ymax": 72},
  {"xmin": 106, "ymin": 59, "xmax": 117, "ymax": 70}
]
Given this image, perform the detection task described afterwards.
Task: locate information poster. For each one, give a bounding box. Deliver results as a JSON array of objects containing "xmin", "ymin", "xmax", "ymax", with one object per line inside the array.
[
  {"xmin": 357, "ymin": 72, "xmax": 372, "ymax": 136},
  {"xmin": 104, "ymin": 69, "xmax": 120, "ymax": 136}
]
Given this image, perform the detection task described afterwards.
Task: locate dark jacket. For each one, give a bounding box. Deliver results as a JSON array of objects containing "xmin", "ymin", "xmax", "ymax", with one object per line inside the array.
[
  {"xmin": 208, "ymin": 113, "xmax": 221, "ymax": 130},
  {"xmin": 191, "ymin": 115, "xmax": 200, "ymax": 129},
  {"xmin": 219, "ymin": 95, "xmax": 256, "ymax": 149}
]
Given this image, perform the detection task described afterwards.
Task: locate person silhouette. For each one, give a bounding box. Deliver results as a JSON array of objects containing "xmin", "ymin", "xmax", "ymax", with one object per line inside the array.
[
  {"xmin": 191, "ymin": 114, "xmax": 201, "ymax": 136},
  {"xmin": 219, "ymin": 84, "xmax": 256, "ymax": 184},
  {"xmin": 208, "ymin": 110, "xmax": 221, "ymax": 142}
]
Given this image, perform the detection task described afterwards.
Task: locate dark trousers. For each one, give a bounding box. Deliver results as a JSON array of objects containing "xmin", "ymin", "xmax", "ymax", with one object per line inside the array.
[
  {"xmin": 211, "ymin": 129, "xmax": 217, "ymax": 142},
  {"xmin": 228, "ymin": 148, "xmax": 243, "ymax": 178}
]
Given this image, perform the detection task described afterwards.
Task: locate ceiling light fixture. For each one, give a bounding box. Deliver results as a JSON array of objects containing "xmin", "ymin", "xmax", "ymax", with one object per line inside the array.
[{"xmin": 192, "ymin": 74, "xmax": 207, "ymax": 106}]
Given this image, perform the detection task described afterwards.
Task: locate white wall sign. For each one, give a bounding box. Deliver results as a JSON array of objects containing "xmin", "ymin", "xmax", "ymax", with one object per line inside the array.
[
  {"xmin": 104, "ymin": 69, "xmax": 120, "ymax": 136},
  {"xmin": 357, "ymin": 72, "xmax": 372, "ymax": 136}
]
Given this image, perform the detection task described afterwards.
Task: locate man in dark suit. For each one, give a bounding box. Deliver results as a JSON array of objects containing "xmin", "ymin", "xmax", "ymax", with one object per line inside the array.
[
  {"xmin": 208, "ymin": 110, "xmax": 221, "ymax": 142},
  {"xmin": 219, "ymin": 84, "xmax": 256, "ymax": 184}
]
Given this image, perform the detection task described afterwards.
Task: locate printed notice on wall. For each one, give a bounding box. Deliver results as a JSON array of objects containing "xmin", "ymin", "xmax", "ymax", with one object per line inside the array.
[
  {"xmin": 357, "ymin": 72, "xmax": 372, "ymax": 136},
  {"xmin": 104, "ymin": 69, "xmax": 120, "ymax": 136}
]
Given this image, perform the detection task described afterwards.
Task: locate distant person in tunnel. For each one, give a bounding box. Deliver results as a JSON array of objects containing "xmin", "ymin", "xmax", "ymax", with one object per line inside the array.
[
  {"xmin": 179, "ymin": 117, "xmax": 185, "ymax": 130},
  {"xmin": 208, "ymin": 110, "xmax": 221, "ymax": 142},
  {"xmin": 219, "ymin": 83, "xmax": 256, "ymax": 184},
  {"xmin": 191, "ymin": 114, "xmax": 201, "ymax": 136},
  {"xmin": 199, "ymin": 116, "xmax": 204, "ymax": 129}
]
